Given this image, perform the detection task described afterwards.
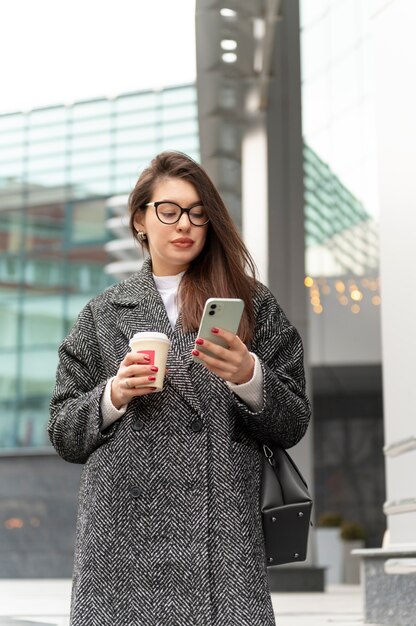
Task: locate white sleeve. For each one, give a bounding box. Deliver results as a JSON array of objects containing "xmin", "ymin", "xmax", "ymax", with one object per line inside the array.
[
  {"xmin": 100, "ymin": 377, "xmax": 127, "ymax": 431},
  {"xmin": 226, "ymin": 353, "xmax": 264, "ymax": 412}
]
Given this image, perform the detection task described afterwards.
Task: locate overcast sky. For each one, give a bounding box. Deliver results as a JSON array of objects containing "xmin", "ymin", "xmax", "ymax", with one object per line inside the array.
[{"xmin": 1, "ymin": 0, "xmax": 196, "ymax": 114}]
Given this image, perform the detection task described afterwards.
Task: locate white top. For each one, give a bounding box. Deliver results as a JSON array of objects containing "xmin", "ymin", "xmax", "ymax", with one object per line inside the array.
[
  {"xmin": 153, "ymin": 272, "xmax": 184, "ymax": 328},
  {"xmin": 100, "ymin": 276, "xmax": 264, "ymax": 430}
]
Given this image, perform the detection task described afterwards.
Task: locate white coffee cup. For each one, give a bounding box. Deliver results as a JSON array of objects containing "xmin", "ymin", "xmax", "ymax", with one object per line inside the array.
[{"xmin": 129, "ymin": 332, "xmax": 170, "ymax": 391}]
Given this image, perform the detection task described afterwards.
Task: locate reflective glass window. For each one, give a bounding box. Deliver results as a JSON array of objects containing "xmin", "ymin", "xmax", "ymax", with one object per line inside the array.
[
  {"xmin": 161, "ymin": 104, "xmax": 196, "ymax": 122},
  {"xmin": 161, "ymin": 119, "xmax": 198, "ymax": 139},
  {"xmin": 161, "ymin": 87, "xmax": 196, "ymax": 105},
  {"xmin": 72, "ymin": 116, "xmax": 112, "ymax": 134},
  {"xmin": 115, "ymin": 108, "xmax": 159, "ymax": 129},
  {"xmin": 27, "ymin": 154, "xmax": 67, "ymax": 172},
  {"xmin": 70, "ymin": 147, "xmax": 112, "ymax": 167},
  {"xmin": 0, "ymin": 114, "xmax": 24, "ymax": 133},
  {"xmin": 72, "ymin": 100, "xmax": 112, "ymax": 119},
  {"xmin": 116, "ymin": 125, "xmax": 158, "ymax": 144},
  {"xmin": 24, "ymin": 205, "xmax": 65, "ymax": 253},
  {"xmin": 29, "ymin": 106, "xmax": 67, "ymax": 125},
  {"xmin": 0, "ymin": 143, "xmax": 24, "ymax": 162},
  {"xmin": 0, "ymin": 297, "xmax": 19, "ymax": 349},
  {"xmin": 0, "ymin": 210, "xmax": 23, "ymax": 253},
  {"xmin": 116, "ymin": 92, "xmax": 157, "ymax": 113},
  {"xmin": 71, "ymin": 133, "xmax": 112, "ymax": 151},
  {"xmin": 71, "ymin": 199, "xmax": 108, "ymax": 243},
  {"xmin": 28, "ymin": 123, "xmax": 67, "ymax": 142},
  {"xmin": 28, "ymin": 138, "xmax": 67, "ymax": 158}
]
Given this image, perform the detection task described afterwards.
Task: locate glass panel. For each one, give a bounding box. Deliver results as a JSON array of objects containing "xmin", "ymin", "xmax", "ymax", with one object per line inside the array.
[
  {"xmin": 70, "ymin": 147, "xmax": 112, "ymax": 167},
  {"xmin": 72, "ymin": 99, "xmax": 112, "ymax": 120},
  {"xmin": 331, "ymin": 50, "xmax": 361, "ymax": 116},
  {"xmin": 159, "ymin": 137, "xmax": 199, "ymax": 156},
  {"xmin": 0, "ymin": 113, "xmax": 24, "ymax": 133},
  {"xmin": 70, "ymin": 163, "xmax": 112, "ymax": 183},
  {"xmin": 22, "ymin": 292, "xmax": 63, "ymax": 348},
  {"xmin": 0, "ymin": 143, "xmax": 24, "ymax": 162},
  {"xmin": 161, "ymin": 104, "xmax": 196, "ymax": 122},
  {"xmin": 300, "ymin": 0, "xmax": 329, "ymax": 29},
  {"xmin": 28, "ymin": 123, "xmax": 67, "ymax": 142},
  {"xmin": 71, "ymin": 133, "xmax": 112, "ymax": 150},
  {"xmin": 26, "ymin": 172, "xmax": 68, "ymax": 193},
  {"xmin": 161, "ymin": 87, "xmax": 196, "ymax": 105},
  {"xmin": 302, "ymin": 73, "xmax": 330, "ymax": 136},
  {"xmin": 0, "ymin": 182, "xmax": 26, "ymax": 212},
  {"xmin": 0, "ymin": 296, "xmax": 18, "ymax": 349},
  {"xmin": 330, "ymin": 0, "xmax": 360, "ymax": 59},
  {"xmin": 116, "ymin": 92, "xmax": 157, "ymax": 113},
  {"xmin": 114, "ymin": 175, "xmax": 138, "ymax": 194},
  {"xmin": 0, "ymin": 351, "xmax": 18, "ymax": 448},
  {"xmin": 300, "ymin": 13, "xmax": 330, "ymax": 81},
  {"xmin": 29, "ymin": 106, "xmax": 67, "ymax": 125},
  {"xmin": 70, "ymin": 199, "xmax": 108, "ymax": 243},
  {"xmin": 0, "ymin": 160, "xmax": 24, "ymax": 179},
  {"xmin": 0, "ymin": 210, "xmax": 23, "ymax": 253},
  {"xmin": 116, "ymin": 125, "xmax": 158, "ymax": 144},
  {"xmin": 115, "ymin": 143, "xmax": 157, "ymax": 163},
  {"xmin": 115, "ymin": 108, "xmax": 159, "ymax": 129},
  {"xmin": 19, "ymin": 347, "xmax": 58, "ymax": 447},
  {"xmin": 79, "ymin": 179, "xmax": 114, "ymax": 196},
  {"xmin": 0, "ymin": 128, "xmax": 25, "ymax": 147},
  {"xmin": 161, "ymin": 119, "xmax": 198, "ymax": 139},
  {"xmin": 28, "ymin": 138, "xmax": 67, "ymax": 157},
  {"xmin": 24, "ymin": 205, "xmax": 65, "ymax": 253},
  {"xmin": 27, "ymin": 154, "xmax": 67, "ymax": 172},
  {"xmin": 72, "ymin": 116, "xmax": 112, "ymax": 134}
]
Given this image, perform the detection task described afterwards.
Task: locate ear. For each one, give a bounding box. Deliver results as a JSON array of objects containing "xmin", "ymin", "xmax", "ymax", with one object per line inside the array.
[{"xmin": 133, "ymin": 213, "xmax": 146, "ymax": 233}]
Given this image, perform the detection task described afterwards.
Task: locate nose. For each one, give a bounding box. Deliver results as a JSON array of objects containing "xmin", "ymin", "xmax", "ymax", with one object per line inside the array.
[{"xmin": 176, "ymin": 211, "xmax": 191, "ymax": 229}]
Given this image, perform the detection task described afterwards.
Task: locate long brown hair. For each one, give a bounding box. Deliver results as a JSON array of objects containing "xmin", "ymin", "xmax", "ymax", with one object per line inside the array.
[{"xmin": 128, "ymin": 151, "xmax": 257, "ymax": 344}]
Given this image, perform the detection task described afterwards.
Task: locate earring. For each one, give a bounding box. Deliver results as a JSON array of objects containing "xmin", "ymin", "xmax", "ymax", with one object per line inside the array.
[{"xmin": 137, "ymin": 230, "xmax": 147, "ymax": 243}]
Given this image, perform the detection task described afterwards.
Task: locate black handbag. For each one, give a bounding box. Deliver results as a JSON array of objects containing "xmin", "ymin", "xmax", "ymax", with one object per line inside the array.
[{"xmin": 261, "ymin": 444, "xmax": 313, "ymax": 566}]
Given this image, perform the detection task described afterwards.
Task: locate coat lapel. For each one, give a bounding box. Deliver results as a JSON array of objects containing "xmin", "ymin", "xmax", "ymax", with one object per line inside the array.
[{"xmin": 108, "ymin": 259, "xmax": 204, "ymax": 418}]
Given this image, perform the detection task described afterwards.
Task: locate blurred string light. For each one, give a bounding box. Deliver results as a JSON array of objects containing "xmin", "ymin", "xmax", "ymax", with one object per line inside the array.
[{"xmin": 304, "ymin": 276, "xmax": 381, "ymax": 314}]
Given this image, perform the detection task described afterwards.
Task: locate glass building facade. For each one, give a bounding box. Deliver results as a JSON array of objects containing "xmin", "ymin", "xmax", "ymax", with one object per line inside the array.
[{"xmin": 0, "ymin": 84, "xmax": 198, "ymax": 452}]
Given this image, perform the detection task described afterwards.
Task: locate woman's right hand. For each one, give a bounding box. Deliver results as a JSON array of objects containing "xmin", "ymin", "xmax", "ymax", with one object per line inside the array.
[{"xmin": 111, "ymin": 352, "xmax": 159, "ymax": 409}]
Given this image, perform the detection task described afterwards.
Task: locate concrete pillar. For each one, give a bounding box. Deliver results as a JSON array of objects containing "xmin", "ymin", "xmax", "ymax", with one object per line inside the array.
[
  {"xmin": 242, "ymin": 0, "xmax": 321, "ymax": 590},
  {"xmin": 356, "ymin": 1, "xmax": 416, "ymax": 623}
]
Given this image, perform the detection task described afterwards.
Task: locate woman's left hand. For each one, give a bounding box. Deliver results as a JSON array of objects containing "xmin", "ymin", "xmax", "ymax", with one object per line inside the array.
[{"xmin": 192, "ymin": 328, "xmax": 254, "ymax": 385}]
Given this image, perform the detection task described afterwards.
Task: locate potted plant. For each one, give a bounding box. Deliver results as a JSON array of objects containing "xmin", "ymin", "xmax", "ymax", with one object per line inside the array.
[
  {"xmin": 315, "ymin": 512, "xmax": 344, "ymax": 585},
  {"xmin": 340, "ymin": 521, "xmax": 366, "ymax": 584}
]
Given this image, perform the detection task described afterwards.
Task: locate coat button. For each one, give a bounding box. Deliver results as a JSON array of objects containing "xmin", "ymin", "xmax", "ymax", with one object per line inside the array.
[
  {"xmin": 132, "ymin": 418, "xmax": 145, "ymax": 431},
  {"xmin": 189, "ymin": 419, "xmax": 203, "ymax": 433},
  {"xmin": 130, "ymin": 486, "xmax": 143, "ymax": 498}
]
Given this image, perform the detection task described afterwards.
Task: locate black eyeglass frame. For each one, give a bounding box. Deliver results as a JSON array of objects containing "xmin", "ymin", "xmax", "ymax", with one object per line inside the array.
[{"xmin": 144, "ymin": 201, "xmax": 210, "ymax": 226}]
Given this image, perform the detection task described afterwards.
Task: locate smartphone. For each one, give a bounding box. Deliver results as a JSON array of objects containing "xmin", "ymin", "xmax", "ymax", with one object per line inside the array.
[{"xmin": 192, "ymin": 298, "xmax": 244, "ymax": 363}]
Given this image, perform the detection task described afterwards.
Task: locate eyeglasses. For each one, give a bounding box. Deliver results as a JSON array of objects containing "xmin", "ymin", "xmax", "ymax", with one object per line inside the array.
[{"xmin": 144, "ymin": 201, "xmax": 210, "ymax": 227}]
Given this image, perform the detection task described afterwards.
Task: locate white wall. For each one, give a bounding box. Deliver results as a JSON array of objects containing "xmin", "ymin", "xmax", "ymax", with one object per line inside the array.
[{"xmin": 372, "ymin": 0, "xmax": 416, "ymax": 546}]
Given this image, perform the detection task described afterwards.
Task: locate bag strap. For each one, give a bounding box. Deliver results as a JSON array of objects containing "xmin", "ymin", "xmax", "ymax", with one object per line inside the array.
[{"xmin": 262, "ymin": 444, "xmax": 309, "ymax": 489}]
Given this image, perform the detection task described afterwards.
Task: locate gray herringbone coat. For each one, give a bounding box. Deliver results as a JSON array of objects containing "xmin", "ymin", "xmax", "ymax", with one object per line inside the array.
[{"xmin": 49, "ymin": 259, "xmax": 311, "ymax": 626}]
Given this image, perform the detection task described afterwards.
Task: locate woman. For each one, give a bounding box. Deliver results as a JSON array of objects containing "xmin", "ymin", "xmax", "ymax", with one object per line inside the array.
[{"xmin": 49, "ymin": 151, "xmax": 311, "ymax": 625}]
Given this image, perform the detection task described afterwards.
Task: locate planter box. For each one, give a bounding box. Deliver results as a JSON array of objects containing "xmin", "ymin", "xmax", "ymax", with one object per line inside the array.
[
  {"xmin": 343, "ymin": 540, "xmax": 364, "ymax": 584},
  {"xmin": 315, "ymin": 528, "xmax": 343, "ymax": 584}
]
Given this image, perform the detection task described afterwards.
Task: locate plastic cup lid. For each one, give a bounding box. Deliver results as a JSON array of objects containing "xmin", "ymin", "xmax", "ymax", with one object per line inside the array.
[{"xmin": 130, "ymin": 332, "xmax": 170, "ymax": 344}]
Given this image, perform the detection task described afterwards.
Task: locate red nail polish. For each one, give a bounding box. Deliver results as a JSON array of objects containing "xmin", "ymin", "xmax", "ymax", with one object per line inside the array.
[
  {"xmin": 192, "ymin": 349, "xmax": 200, "ymax": 356},
  {"xmin": 195, "ymin": 338, "xmax": 204, "ymax": 345},
  {"xmin": 150, "ymin": 366, "xmax": 158, "ymax": 372},
  {"xmin": 140, "ymin": 353, "xmax": 151, "ymax": 361},
  {"xmin": 148, "ymin": 376, "xmax": 156, "ymax": 381},
  {"xmin": 211, "ymin": 327, "xmax": 219, "ymax": 334}
]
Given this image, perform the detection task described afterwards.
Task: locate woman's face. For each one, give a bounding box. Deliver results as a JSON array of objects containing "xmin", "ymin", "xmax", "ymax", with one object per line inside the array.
[{"xmin": 134, "ymin": 177, "xmax": 208, "ymax": 276}]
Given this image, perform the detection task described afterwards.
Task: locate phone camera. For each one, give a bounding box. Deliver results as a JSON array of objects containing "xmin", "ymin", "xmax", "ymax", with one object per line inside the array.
[
  {"xmin": 209, "ymin": 310, "xmax": 215, "ymax": 316},
  {"xmin": 210, "ymin": 304, "xmax": 217, "ymax": 309}
]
